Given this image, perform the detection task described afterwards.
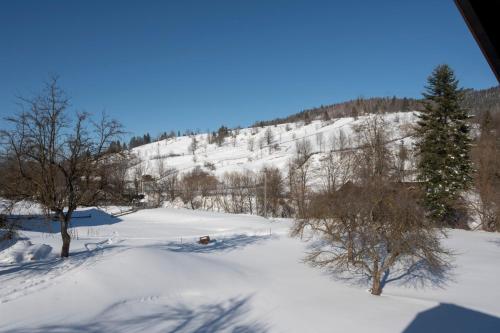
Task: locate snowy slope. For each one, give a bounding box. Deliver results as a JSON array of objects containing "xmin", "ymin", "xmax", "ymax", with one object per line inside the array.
[
  {"xmin": 130, "ymin": 112, "xmax": 417, "ymax": 179},
  {"xmin": 1, "ymin": 207, "xmax": 500, "ymax": 332}
]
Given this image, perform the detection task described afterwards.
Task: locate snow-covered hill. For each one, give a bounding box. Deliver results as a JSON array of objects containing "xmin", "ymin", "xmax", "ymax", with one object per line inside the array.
[{"xmin": 130, "ymin": 112, "xmax": 417, "ymax": 179}]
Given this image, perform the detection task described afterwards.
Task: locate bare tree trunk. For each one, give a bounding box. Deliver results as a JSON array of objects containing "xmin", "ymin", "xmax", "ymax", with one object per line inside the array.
[
  {"xmin": 371, "ymin": 273, "xmax": 382, "ymax": 296},
  {"xmin": 59, "ymin": 212, "xmax": 72, "ymax": 258},
  {"xmin": 371, "ymin": 261, "xmax": 382, "ymax": 295}
]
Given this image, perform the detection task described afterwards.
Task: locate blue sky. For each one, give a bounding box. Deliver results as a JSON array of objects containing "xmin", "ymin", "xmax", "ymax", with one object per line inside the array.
[{"xmin": 0, "ymin": 0, "xmax": 497, "ymax": 138}]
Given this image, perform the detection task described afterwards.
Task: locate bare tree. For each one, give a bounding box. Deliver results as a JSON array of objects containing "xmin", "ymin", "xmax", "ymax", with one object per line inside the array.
[
  {"xmin": 179, "ymin": 169, "xmax": 199, "ymax": 210},
  {"xmin": 179, "ymin": 167, "xmax": 217, "ymax": 209},
  {"xmin": 319, "ymin": 134, "xmax": 355, "ymax": 194},
  {"xmin": 256, "ymin": 166, "xmax": 284, "ymax": 217},
  {"xmin": 0, "ymin": 77, "xmax": 124, "ymax": 257},
  {"xmin": 394, "ymin": 140, "xmax": 410, "ymax": 182},
  {"xmin": 99, "ymin": 149, "xmax": 134, "ymax": 205},
  {"xmin": 231, "ymin": 132, "xmax": 237, "ymax": 147},
  {"xmin": 241, "ymin": 170, "xmax": 256, "ymax": 214},
  {"xmin": 316, "ymin": 132, "xmax": 324, "ymax": 152},
  {"xmin": 220, "ymin": 172, "xmax": 248, "ymax": 214},
  {"xmin": 162, "ymin": 167, "xmax": 179, "ymax": 203},
  {"xmin": 472, "ymin": 110, "xmax": 500, "ymax": 231},
  {"xmin": 264, "ymin": 128, "xmax": 274, "ymax": 145},
  {"xmin": 352, "ymin": 116, "xmax": 393, "ymax": 183},
  {"xmin": 216, "ymin": 170, "xmax": 256, "ymax": 215},
  {"xmin": 258, "ymin": 137, "xmax": 265, "ymax": 150},
  {"xmin": 288, "ymin": 139, "xmax": 313, "ymax": 218},
  {"xmin": 293, "ymin": 116, "xmax": 450, "ymax": 295},
  {"xmin": 188, "ymin": 135, "xmax": 198, "ymax": 155},
  {"xmin": 247, "ymin": 137, "xmax": 255, "ymax": 152},
  {"xmin": 130, "ymin": 156, "xmax": 145, "ymax": 195}
]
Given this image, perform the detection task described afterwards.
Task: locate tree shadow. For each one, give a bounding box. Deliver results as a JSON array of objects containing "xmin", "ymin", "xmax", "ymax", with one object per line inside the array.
[
  {"xmin": 488, "ymin": 238, "xmax": 500, "ymax": 247},
  {"xmin": 0, "ymin": 235, "xmax": 22, "ymax": 253},
  {"xmin": 0, "ymin": 242, "xmax": 124, "ymax": 279},
  {"xmin": 9, "ymin": 208, "xmax": 122, "ymax": 234},
  {"xmin": 154, "ymin": 234, "xmax": 273, "ymax": 254},
  {"xmin": 380, "ymin": 257, "xmax": 454, "ymax": 290},
  {"xmin": 402, "ymin": 303, "xmax": 500, "ymax": 333},
  {"xmin": 2, "ymin": 295, "xmax": 269, "ymax": 333},
  {"xmin": 305, "ymin": 240, "xmax": 454, "ymax": 292},
  {"xmin": 0, "ymin": 242, "xmax": 128, "ymax": 303}
]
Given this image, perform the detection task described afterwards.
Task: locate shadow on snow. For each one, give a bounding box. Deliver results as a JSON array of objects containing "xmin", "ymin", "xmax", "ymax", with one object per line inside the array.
[
  {"xmin": 155, "ymin": 234, "xmax": 273, "ymax": 254},
  {"xmin": 379, "ymin": 257, "xmax": 454, "ymax": 290},
  {"xmin": 402, "ymin": 303, "xmax": 500, "ymax": 333},
  {"xmin": 9, "ymin": 208, "xmax": 122, "ymax": 233},
  {"xmin": 305, "ymin": 240, "xmax": 454, "ymax": 292},
  {"xmin": 488, "ymin": 238, "xmax": 500, "ymax": 248},
  {"xmin": 0, "ymin": 242, "xmax": 124, "ymax": 279},
  {"xmin": 3, "ymin": 295, "xmax": 269, "ymax": 333}
]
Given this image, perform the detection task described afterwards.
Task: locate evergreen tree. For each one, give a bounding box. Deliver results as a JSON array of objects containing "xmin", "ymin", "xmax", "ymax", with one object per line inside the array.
[
  {"xmin": 212, "ymin": 125, "xmax": 230, "ymax": 146},
  {"xmin": 416, "ymin": 64, "xmax": 473, "ymax": 223}
]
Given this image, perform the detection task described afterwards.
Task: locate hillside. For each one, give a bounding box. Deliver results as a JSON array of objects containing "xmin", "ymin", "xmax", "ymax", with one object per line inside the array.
[
  {"xmin": 130, "ymin": 111, "xmax": 417, "ymax": 181},
  {"xmin": 128, "ymin": 86, "xmax": 500, "ymax": 184}
]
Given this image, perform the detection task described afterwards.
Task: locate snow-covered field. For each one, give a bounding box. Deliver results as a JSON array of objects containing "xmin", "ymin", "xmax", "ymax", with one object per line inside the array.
[
  {"xmin": 1, "ymin": 207, "xmax": 500, "ymax": 332},
  {"xmin": 130, "ymin": 112, "xmax": 417, "ymax": 180}
]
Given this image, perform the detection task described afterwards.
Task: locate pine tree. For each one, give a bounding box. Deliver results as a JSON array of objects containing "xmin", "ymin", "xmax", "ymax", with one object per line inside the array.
[{"xmin": 416, "ymin": 64, "xmax": 473, "ymax": 223}]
